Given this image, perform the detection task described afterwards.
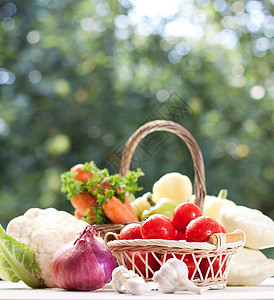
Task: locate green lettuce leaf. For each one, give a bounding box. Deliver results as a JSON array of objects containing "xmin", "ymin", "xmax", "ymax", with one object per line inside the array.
[{"xmin": 0, "ymin": 224, "xmax": 45, "ymax": 288}]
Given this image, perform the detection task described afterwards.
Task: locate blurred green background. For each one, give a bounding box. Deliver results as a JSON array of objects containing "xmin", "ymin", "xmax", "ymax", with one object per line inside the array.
[{"xmin": 0, "ymin": 0, "xmax": 273, "ymax": 239}]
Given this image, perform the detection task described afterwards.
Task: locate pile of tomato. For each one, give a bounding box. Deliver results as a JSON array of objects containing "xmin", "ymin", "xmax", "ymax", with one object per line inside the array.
[{"xmin": 119, "ymin": 202, "xmax": 227, "ymax": 279}]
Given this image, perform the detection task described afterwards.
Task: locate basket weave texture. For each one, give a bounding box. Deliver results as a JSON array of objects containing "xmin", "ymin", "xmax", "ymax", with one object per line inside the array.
[{"xmin": 103, "ymin": 120, "xmax": 245, "ymax": 289}]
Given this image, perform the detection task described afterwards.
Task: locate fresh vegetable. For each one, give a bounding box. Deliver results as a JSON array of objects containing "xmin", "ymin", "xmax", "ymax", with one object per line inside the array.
[
  {"xmin": 160, "ymin": 254, "xmax": 196, "ymax": 279},
  {"xmin": 199, "ymin": 255, "xmax": 227, "ymax": 279},
  {"xmin": 175, "ymin": 230, "xmax": 186, "ymax": 240},
  {"xmin": 61, "ymin": 161, "xmax": 144, "ymax": 224},
  {"xmin": 203, "ymin": 189, "xmax": 236, "ymax": 226},
  {"xmin": 126, "ymin": 252, "xmax": 161, "ymax": 278},
  {"xmin": 70, "ymin": 192, "xmax": 97, "ymax": 219},
  {"xmin": 74, "ymin": 209, "xmax": 85, "ymax": 219},
  {"xmin": 227, "ymin": 247, "xmax": 274, "ymax": 286},
  {"xmin": 102, "ymin": 196, "xmax": 138, "ymax": 223},
  {"xmin": 185, "ymin": 216, "xmax": 226, "ymax": 242},
  {"xmin": 140, "ymin": 214, "xmax": 176, "ymax": 240},
  {"xmin": 0, "ymin": 224, "xmax": 45, "ymax": 288},
  {"xmin": 50, "ymin": 225, "xmax": 116, "ymax": 291},
  {"xmin": 130, "ymin": 192, "xmax": 153, "ymax": 220},
  {"xmin": 6, "ymin": 207, "xmax": 89, "ymax": 287},
  {"xmin": 152, "ymin": 258, "xmax": 206, "ymax": 294},
  {"xmin": 152, "ymin": 172, "xmax": 192, "ymax": 205},
  {"xmin": 171, "ymin": 202, "xmax": 202, "ymax": 234},
  {"xmin": 220, "ymin": 205, "xmax": 274, "ymax": 249},
  {"xmin": 141, "ymin": 197, "xmax": 177, "ymax": 220},
  {"xmin": 119, "ymin": 223, "xmax": 142, "ymax": 240},
  {"xmin": 70, "ymin": 163, "xmax": 93, "ymax": 183},
  {"xmin": 111, "ymin": 265, "xmax": 150, "ymax": 295}
]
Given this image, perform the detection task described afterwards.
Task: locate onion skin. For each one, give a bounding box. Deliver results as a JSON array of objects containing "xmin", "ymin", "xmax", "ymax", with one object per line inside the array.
[{"xmin": 50, "ymin": 225, "xmax": 116, "ymax": 291}]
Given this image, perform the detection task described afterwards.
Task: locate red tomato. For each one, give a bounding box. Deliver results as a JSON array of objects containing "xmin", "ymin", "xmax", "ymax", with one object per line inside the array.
[
  {"xmin": 159, "ymin": 215, "xmax": 172, "ymax": 222},
  {"xmin": 70, "ymin": 164, "xmax": 93, "ymax": 183},
  {"xmin": 199, "ymin": 255, "xmax": 226, "ymax": 278},
  {"xmin": 141, "ymin": 214, "xmax": 176, "ymax": 240},
  {"xmin": 185, "ymin": 216, "xmax": 224, "ymax": 242},
  {"xmin": 171, "ymin": 202, "xmax": 202, "ymax": 233},
  {"xmin": 119, "ymin": 223, "xmax": 142, "ymax": 240},
  {"xmin": 160, "ymin": 254, "xmax": 196, "ymax": 279},
  {"xmin": 126, "ymin": 252, "xmax": 160, "ymax": 278},
  {"xmin": 175, "ymin": 230, "xmax": 186, "ymax": 240}
]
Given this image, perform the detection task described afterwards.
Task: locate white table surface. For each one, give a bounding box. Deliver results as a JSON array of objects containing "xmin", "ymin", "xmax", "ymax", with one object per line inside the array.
[{"xmin": 0, "ymin": 278, "xmax": 273, "ymax": 300}]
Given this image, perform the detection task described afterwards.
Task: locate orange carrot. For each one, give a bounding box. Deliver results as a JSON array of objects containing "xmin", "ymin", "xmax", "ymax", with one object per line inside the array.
[
  {"xmin": 74, "ymin": 209, "xmax": 84, "ymax": 219},
  {"xmin": 102, "ymin": 196, "xmax": 138, "ymax": 224},
  {"xmin": 74, "ymin": 208, "xmax": 95, "ymax": 221},
  {"xmin": 70, "ymin": 192, "xmax": 97, "ymax": 216},
  {"xmin": 70, "ymin": 164, "xmax": 93, "ymax": 183},
  {"xmin": 124, "ymin": 197, "xmax": 138, "ymax": 218}
]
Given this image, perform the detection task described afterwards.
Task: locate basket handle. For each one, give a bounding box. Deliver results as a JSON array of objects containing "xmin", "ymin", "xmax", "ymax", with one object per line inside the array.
[
  {"xmin": 209, "ymin": 230, "xmax": 245, "ymax": 245},
  {"xmin": 104, "ymin": 232, "xmax": 119, "ymax": 245},
  {"xmin": 119, "ymin": 120, "xmax": 206, "ymax": 210}
]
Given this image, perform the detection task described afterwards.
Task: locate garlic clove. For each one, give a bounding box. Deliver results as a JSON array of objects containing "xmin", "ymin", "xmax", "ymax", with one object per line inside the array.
[
  {"xmin": 124, "ymin": 277, "xmax": 150, "ymax": 295},
  {"xmin": 111, "ymin": 266, "xmax": 150, "ymax": 295},
  {"xmin": 111, "ymin": 276, "xmax": 123, "ymax": 293}
]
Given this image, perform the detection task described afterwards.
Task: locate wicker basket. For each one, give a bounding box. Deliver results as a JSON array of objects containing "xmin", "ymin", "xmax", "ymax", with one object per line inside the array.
[{"xmin": 104, "ymin": 120, "xmax": 245, "ymax": 289}]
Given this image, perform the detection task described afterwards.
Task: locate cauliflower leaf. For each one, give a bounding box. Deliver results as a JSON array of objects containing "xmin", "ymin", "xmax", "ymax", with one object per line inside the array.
[{"xmin": 0, "ymin": 224, "xmax": 45, "ymax": 288}]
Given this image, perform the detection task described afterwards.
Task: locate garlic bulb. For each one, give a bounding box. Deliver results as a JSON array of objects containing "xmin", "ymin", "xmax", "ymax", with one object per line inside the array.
[{"xmin": 152, "ymin": 258, "xmax": 206, "ymax": 294}]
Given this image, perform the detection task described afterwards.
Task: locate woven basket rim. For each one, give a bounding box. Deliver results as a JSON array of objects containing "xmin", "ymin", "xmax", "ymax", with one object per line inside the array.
[
  {"xmin": 106, "ymin": 230, "xmax": 245, "ymax": 252},
  {"xmin": 106, "ymin": 238, "xmax": 244, "ymax": 250}
]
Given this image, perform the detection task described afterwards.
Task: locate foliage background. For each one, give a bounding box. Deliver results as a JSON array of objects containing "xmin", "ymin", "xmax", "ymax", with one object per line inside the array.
[{"xmin": 0, "ymin": 0, "xmax": 273, "ymax": 255}]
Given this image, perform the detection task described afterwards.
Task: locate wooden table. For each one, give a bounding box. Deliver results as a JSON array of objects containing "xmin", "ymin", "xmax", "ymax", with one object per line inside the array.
[{"xmin": 0, "ymin": 277, "xmax": 273, "ymax": 300}]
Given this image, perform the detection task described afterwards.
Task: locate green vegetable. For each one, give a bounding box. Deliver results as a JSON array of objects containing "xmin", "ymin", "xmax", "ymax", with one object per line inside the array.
[
  {"xmin": 0, "ymin": 224, "xmax": 45, "ymax": 288},
  {"xmin": 131, "ymin": 192, "xmax": 153, "ymax": 220},
  {"xmin": 141, "ymin": 197, "xmax": 177, "ymax": 220}
]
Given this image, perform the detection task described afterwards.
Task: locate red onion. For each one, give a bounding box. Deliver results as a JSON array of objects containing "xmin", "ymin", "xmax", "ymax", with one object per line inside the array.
[{"xmin": 50, "ymin": 225, "xmax": 116, "ymax": 291}]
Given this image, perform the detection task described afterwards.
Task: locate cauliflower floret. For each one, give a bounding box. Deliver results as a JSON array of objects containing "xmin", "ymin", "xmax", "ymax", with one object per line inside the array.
[
  {"xmin": 24, "ymin": 208, "xmax": 43, "ymax": 220},
  {"xmin": 6, "ymin": 216, "xmax": 32, "ymax": 245},
  {"xmin": 30, "ymin": 230, "xmax": 65, "ymax": 255},
  {"xmin": 30, "ymin": 230, "xmax": 66, "ymax": 287},
  {"xmin": 6, "ymin": 207, "xmax": 88, "ymax": 288}
]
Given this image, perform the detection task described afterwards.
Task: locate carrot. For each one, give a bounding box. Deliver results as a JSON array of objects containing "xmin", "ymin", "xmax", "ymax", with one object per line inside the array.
[
  {"xmin": 74, "ymin": 208, "xmax": 95, "ymax": 221},
  {"xmin": 102, "ymin": 196, "xmax": 138, "ymax": 224},
  {"xmin": 70, "ymin": 164, "xmax": 93, "ymax": 183},
  {"xmin": 124, "ymin": 197, "xmax": 138, "ymax": 218},
  {"xmin": 74, "ymin": 209, "xmax": 84, "ymax": 219},
  {"xmin": 70, "ymin": 192, "xmax": 97, "ymax": 216}
]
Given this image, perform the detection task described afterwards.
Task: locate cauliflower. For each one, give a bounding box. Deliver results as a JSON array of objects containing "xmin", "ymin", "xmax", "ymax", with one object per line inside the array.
[{"xmin": 6, "ymin": 207, "xmax": 88, "ymax": 288}]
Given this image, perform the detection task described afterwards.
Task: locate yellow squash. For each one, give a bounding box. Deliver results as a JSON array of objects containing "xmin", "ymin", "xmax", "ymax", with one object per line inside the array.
[
  {"xmin": 152, "ymin": 172, "xmax": 192, "ymax": 205},
  {"xmin": 202, "ymin": 189, "xmax": 236, "ymax": 226}
]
